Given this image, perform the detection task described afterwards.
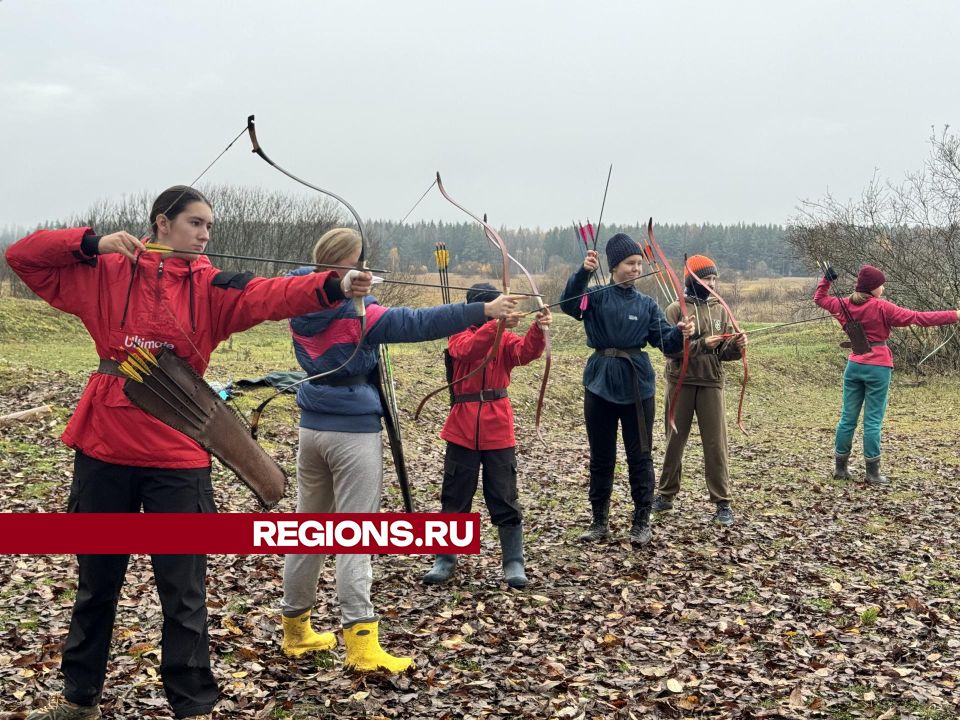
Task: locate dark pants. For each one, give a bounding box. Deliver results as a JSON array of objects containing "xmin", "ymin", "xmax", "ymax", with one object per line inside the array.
[
  {"xmin": 63, "ymin": 451, "xmax": 219, "ymax": 719},
  {"xmin": 440, "ymin": 442, "xmax": 522, "ymax": 526},
  {"xmin": 584, "ymin": 389, "xmax": 656, "ymax": 508}
]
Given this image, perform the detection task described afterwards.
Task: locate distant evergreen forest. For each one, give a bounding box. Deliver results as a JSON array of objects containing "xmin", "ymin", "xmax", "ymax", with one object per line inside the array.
[
  {"xmin": 367, "ymin": 220, "xmax": 797, "ymax": 277},
  {"xmin": 2, "ymin": 218, "xmax": 798, "ymax": 280}
]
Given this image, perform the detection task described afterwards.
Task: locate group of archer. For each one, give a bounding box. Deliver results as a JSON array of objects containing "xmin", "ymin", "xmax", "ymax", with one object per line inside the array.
[{"xmin": 8, "ymin": 179, "xmax": 959, "ymax": 720}]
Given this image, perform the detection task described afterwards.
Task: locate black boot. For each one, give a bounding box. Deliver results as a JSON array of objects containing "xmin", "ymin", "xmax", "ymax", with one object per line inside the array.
[
  {"xmin": 833, "ymin": 452, "xmax": 851, "ymax": 480},
  {"xmin": 629, "ymin": 505, "xmax": 652, "ymax": 545},
  {"xmin": 652, "ymin": 495, "xmax": 674, "ymax": 513},
  {"xmin": 422, "ymin": 554, "xmax": 457, "ymax": 585},
  {"xmin": 578, "ymin": 499, "xmax": 611, "ymax": 542},
  {"xmin": 864, "ymin": 456, "xmax": 889, "ymax": 485},
  {"xmin": 497, "ymin": 525, "xmax": 527, "ymax": 588}
]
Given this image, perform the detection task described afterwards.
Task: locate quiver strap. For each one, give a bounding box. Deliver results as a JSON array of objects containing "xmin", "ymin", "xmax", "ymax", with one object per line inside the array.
[
  {"xmin": 842, "ymin": 320, "xmax": 873, "ymax": 356},
  {"xmin": 120, "ymin": 348, "xmax": 286, "ymax": 509}
]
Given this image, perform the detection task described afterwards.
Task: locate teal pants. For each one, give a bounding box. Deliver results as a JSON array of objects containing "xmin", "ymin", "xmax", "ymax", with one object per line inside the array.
[{"xmin": 834, "ymin": 361, "xmax": 892, "ymax": 459}]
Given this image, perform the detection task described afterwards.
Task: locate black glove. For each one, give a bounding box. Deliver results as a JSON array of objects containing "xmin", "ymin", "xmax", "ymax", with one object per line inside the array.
[{"xmin": 819, "ymin": 261, "xmax": 838, "ymax": 282}]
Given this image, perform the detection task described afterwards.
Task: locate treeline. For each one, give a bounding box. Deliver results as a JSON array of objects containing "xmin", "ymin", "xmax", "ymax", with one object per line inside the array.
[
  {"xmin": 1, "ymin": 189, "xmax": 798, "ymax": 299},
  {"xmin": 369, "ymin": 220, "xmax": 795, "ymax": 277}
]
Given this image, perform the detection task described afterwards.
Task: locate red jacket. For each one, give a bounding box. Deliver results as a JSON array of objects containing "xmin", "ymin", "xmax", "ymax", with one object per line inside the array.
[
  {"xmin": 814, "ymin": 277, "xmax": 957, "ymax": 368},
  {"xmin": 6, "ymin": 228, "xmax": 346, "ymax": 468},
  {"xmin": 440, "ymin": 320, "xmax": 546, "ymax": 451}
]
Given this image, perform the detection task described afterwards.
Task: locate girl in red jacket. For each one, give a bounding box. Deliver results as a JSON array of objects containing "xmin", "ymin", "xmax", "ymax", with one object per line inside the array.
[
  {"xmin": 815, "ymin": 264, "xmax": 958, "ymax": 485},
  {"xmin": 422, "ymin": 282, "xmax": 550, "ymax": 589},
  {"xmin": 6, "ymin": 186, "xmax": 371, "ymax": 720}
]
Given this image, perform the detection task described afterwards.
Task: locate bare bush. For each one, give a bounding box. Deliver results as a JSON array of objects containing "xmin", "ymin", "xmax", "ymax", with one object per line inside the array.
[
  {"xmin": 787, "ymin": 127, "xmax": 960, "ymax": 367},
  {"xmin": 68, "ymin": 184, "xmax": 349, "ymax": 278}
]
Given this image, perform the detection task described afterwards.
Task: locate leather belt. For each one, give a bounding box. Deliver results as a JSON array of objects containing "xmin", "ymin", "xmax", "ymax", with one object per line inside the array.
[
  {"xmin": 310, "ymin": 374, "xmax": 369, "ymax": 387},
  {"xmin": 840, "ymin": 340, "xmax": 887, "ymax": 349},
  {"xmin": 452, "ymin": 388, "xmax": 508, "ymax": 404},
  {"xmin": 97, "ymin": 358, "xmax": 126, "ymax": 377},
  {"xmin": 594, "ymin": 347, "xmax": 649, "ymax": 453}
]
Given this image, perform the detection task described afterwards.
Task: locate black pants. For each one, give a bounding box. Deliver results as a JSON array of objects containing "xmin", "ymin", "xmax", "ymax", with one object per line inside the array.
[
  {"xmin": 440, "ymin": 442, "xmax": 522, "ymax": 527},
  {"xmin": 584, "ymin": 389, "xmax": 656, "ymax": 508},
  {"xmin": 63, "ymin": 451, "xmax": 219, "ymax": 719}
]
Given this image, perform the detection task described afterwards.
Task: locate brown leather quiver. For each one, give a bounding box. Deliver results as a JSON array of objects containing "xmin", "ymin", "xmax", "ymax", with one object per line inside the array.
[
  {"xmin": 122, "ymin": 348, "xmax": 286, "ymax": 509},
  {"xmin": 840, "ymin": 320, "xmax": 873, "ymax": 356}
]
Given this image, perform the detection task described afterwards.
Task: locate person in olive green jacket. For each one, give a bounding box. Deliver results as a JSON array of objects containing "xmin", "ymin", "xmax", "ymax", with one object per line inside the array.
[{"xmin": 653, "ymin": 255, "xmax": 747, "ymax": 526}]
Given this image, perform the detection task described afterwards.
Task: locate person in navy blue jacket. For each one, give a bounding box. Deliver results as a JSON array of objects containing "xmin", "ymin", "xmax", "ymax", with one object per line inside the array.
[
  {"xmin": 279, "ymin": 228, "xmax": 522, "ymax": 674},
  {"xmin": 559, "ymin": 233, "xmax": 693, "ymax": 547}
]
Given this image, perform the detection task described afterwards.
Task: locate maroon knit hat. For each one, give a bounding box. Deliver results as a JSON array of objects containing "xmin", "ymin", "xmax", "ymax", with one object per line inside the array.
[{"xmin": 855, "ymin": 265, "xmax": 886, "ymax": 293}]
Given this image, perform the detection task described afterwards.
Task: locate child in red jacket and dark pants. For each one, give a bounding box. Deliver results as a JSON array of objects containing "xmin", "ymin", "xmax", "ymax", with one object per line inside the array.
[{"xmin": 422, "ymin": 283, "xmax": 550, "ymax": 588}]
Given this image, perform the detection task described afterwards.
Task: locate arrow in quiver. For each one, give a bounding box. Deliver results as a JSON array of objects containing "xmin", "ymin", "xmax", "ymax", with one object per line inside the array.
[{"xmin": 119, "ymin": 346, "xmax": 286, "ymax": 509}]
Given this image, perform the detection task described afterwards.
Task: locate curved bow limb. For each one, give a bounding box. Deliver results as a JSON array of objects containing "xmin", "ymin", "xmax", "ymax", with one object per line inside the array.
[
  {"xmin": 646, "ymin": 218, "xmax": 688, "ymax": 433},
  {"xmin": 413, "ymin": 173, "xmax": 511, "ymax": 421},
  {"xmin": 482, "ymin": 214, "xmax": 551, "ymax": 447},
  {"xmin": 244, "ymin": 114, "xmax": 368, "ymax": 438},
  {"xmin": 684, "ymin": 255, "xmax": 749, "ymax": 435}
]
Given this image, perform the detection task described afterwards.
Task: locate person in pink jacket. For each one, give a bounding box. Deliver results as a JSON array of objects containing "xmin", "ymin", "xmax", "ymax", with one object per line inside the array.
[{"xmin": 815, "ymin": 264, "xmax": 958, "ymax": 484}]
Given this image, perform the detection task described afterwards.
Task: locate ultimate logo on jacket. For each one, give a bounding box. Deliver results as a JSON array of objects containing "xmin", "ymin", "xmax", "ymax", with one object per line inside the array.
[{"xmin": 124, "ymin": 335, "xmax": 175, "ymax": 351}]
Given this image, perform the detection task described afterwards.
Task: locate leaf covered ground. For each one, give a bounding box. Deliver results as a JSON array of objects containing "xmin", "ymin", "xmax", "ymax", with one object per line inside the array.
[{"xmin": 1, "ymin": 304, "xmax": 959, "ymax": 719}]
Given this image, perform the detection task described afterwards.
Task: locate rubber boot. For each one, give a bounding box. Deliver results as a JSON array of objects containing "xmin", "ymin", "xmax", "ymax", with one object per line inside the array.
[
  {"xmin": 281, "ymin": 608, "xmax": 337, "ymax": 657},
  {"xmin": 578, "ymin": 498, "xmax": 611, "ymax": 542},
  {"xmin": 343, "ymin": 620, "xmax": 414, "ymax": 673},
  {"xmin": 498, "ymin": 524, "xmax": 528, "ymax": 588},
  {"xmin": 25, "ymin": 697, "xmax": 101, "ymax": 720},
  {"xmin": 422, "ymin": 554, "xmax": 457, "ymax": 585},
  {"xmin": 864, "ymin": 456, "xmax": 889, "ymax": 485},
  {"xmin": 629, "ymin": 505, "xmax": 653, "ymax": 545},
  {"xmin": 833, "ymin": 452, "xmax": 851, "ymax": 480}
]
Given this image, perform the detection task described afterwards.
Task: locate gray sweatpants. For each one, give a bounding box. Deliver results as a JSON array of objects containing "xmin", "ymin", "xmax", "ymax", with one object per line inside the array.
[{"xmin": 281, "ymin": 427, "xmax": 383, "ymax": 626}]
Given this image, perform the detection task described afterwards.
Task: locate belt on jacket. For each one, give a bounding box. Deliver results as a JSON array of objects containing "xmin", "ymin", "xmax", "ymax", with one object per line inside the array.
[
  {"xmin": 452, "ymin": 388, "xmax": 508, "ymax": 404},
  {"xmin": 593, "ymin": 347, "xmax": 649, "ymax": 453},
  {"xmin": 97, "ymin": 358, "xmax": 126, "ymax": 377},
  {"xmin": 309, "ymin": 373, "xmax": 370, "ymax": 387},
  {"xmin": 839, "ymin": 341, "xmax": 887, "ymax": 349}
]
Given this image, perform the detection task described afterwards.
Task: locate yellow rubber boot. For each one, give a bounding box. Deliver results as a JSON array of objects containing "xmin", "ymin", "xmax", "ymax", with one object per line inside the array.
[
  {"xmin": 281, "ymin": 609, "xmax": 337, "ymax": 657},
  {"xmin": 343, "ymin": 620, "xmax": 414, "ymax": 673}
]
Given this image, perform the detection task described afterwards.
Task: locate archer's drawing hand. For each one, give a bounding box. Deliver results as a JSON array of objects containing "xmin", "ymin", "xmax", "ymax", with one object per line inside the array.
[
  {"xmin": 342, "ymin": 270, "xmax": 373, "ymax": 298},
  {"xmin": 583, "ymin": 250, "xmax": 599, "ymax": 273},
  {"xmin": 704, "ymin": 334, "xmax": 725, "ymax": 350},
  {"xmin": 98, "ymin": 232, "xmax": 146, "ymax": 262},
  {"xmin": 484, "ymin": 295, "xmax": 523, "ymax": 319}
]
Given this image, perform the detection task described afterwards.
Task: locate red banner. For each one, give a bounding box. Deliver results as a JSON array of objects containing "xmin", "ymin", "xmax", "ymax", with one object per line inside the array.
[{"xmin": 0, "ymin": 513, "xmax": 482, "ymax": 554}]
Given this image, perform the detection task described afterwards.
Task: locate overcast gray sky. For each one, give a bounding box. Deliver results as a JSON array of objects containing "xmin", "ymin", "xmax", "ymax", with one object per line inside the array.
[{"xmin": 2, "ymin": 1, "xmax": 958, "ymax": 231}]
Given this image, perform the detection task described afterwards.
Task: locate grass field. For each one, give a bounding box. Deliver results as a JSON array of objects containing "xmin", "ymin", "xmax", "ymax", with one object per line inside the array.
[{"xmin": 1, "ymin": 295, "xmax": 959, "ymax": 719}]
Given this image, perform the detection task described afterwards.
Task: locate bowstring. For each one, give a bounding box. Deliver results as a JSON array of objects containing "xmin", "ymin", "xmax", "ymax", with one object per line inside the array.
[{"xmin": 143, "ymin": 124, "xmax": 253, "ymax": 425}]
